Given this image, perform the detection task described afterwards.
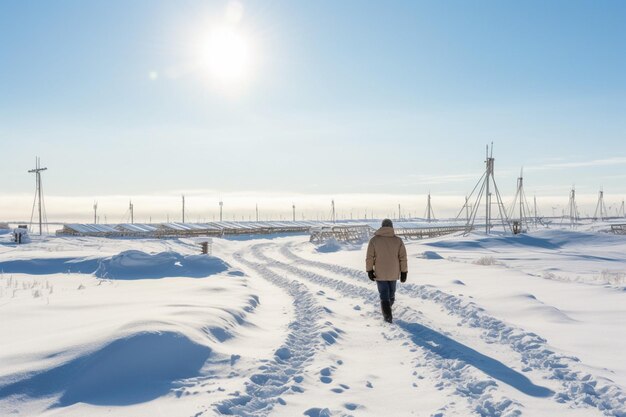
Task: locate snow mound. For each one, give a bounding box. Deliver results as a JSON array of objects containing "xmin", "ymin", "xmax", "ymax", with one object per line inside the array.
[
  {"xmin": 421, "ymin": 251, "xmax": 444, "ymax": 260},
  {"xmin": 429, "ymin": 229, "xmax": 626, "ymax": 251},
  {"xmin": 95, "ymin": 250, "xmax": 229, "ymax": 279},
  {"xmin": 315, "ymin": 239, "xmax": 362, "ymax": 253},
  {"xmin": 0, "ymin": 331, "xmax": 211, "ymax": 407}
]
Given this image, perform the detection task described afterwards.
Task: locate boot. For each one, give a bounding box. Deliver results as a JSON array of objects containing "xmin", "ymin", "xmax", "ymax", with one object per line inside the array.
[{"xmin": 381, "ymin": 300, "xmax": 393, "ymax": 323}]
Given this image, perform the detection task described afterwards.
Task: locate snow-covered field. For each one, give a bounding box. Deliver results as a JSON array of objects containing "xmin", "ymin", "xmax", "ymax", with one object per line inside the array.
[{"xmin": 1, "ymin": 228, "xmax": 625, "ymax": 417}]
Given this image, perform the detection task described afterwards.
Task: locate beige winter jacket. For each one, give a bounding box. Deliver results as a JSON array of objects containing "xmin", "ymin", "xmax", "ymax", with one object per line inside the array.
[{"xmin": 365, "ymin": 227, "xmax": 408, "ymax": 281}]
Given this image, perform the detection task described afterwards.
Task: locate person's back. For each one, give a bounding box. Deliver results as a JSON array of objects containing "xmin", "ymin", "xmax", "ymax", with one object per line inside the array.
[{"xmin": 366, "ymin": 219, "xmax": 408, "ymax": 323}]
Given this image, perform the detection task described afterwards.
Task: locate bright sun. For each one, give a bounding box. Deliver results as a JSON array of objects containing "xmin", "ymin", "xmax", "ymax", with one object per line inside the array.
[{"xmin": 202, "ymin": 25, "xmax": 251, "ymax": 85}]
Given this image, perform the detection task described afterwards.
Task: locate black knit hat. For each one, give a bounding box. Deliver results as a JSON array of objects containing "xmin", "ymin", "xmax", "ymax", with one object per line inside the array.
[{"xmin": 381, "ymin": 218, "xmax": 393, "ymax": 227}]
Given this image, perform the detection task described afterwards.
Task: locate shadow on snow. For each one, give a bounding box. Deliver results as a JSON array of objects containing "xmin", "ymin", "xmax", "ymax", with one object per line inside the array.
[
  {"xmin": 396, "ymin": 320, "xmax": 554, "ymax": 398},
  {"xmin": 0, "ymin": 251, "xmax": 230, "ymax": 279},
  {"xmin": 0, "ymin": 332, "xmax": 211, "ymax": 407}
]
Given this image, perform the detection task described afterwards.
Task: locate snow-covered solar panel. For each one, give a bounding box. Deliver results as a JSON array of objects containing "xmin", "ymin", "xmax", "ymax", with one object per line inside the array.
[
  {"xmin": 65, "ymin": 224, "xmax": 119, "ymax": 233},
  {"xmin": 160, "ymin": 223, "xmax": 187, "ymax": 231},
  {"xmin": 116, "ymin": 223, "xmax": 157, "ymax": 232}
]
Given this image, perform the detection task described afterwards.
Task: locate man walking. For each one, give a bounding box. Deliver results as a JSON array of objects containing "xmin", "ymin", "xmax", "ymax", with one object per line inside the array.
[{"xmin": 366, "ymin": 219, "xmax": 408, "ymax": 323}]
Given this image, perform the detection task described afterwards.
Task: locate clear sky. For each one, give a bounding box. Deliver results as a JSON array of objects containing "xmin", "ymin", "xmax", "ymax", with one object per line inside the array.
[{"xmin": 1, "ymin": 1, "xmax": 626, "ymax": 221}]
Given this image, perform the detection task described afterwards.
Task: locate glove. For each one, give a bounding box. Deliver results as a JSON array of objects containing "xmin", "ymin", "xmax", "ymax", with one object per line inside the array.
[
  {"xmin": 367, "ymin": 270, "xmax": 376, "ymax": 281},
  {"xmin": 400, "ymin": 272, "xmax": 407, "ymax": 283}
]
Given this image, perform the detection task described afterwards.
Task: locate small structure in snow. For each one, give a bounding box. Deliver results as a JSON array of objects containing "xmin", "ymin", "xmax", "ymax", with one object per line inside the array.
[
  {"xmin": 309, "ymin": 224, "xmax": 372, "ymax": 244},
  {"xmin": 199, "ymin": 238, "xmax": 213, "ymax": 255},
  {"xmin": 610, "ymin": 224, "xmax": 626, "ymax": 235},
  {"xmin": 13, "ymin": 225, "xmax": 30, "ymax": 244}
]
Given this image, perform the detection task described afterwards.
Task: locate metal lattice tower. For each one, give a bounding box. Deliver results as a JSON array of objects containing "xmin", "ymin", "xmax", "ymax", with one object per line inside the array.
[
  {"xmin": 507, "ymin": 168, "xmax": 533, "ymax": 231},
  {"xmin": 463, "ymin": 144, "xmax": 510, "ymax": 235},
  {"xmin": 593, "ymin": 188, "xmax": 608, "ymax": 221},
  {"xmin": 28, "ymin": 157, "xmax": 48, "ymax": 235},
  {"xmin": 424, "ymin": 192, "xmax": 436, "ymax": 222}
]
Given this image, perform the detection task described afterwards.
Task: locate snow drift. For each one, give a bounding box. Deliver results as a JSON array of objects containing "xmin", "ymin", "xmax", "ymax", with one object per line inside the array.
[
  {"xmin": 0, "ymin": 331, "xmax": 211, "ymax": 407},
  {"xmin": 94, "ymin": 250, "xmax": 229, "ymax": 279},
  {"xmin": 0, "ymin": 250, "xmax": 230, "ymax": 279}
]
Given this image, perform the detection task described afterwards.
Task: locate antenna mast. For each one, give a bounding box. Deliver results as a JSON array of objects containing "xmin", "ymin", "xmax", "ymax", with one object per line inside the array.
[
  {"xmin": 565, "ymin": 187, "xmax": 579, "ymax": 227},
  {"xmin": 463, "ymin": 143, "xmax": 510, "ymax": 235},
  {"xmin": 507, "ymin": 168, "xmax": 533, "ymax": 231},
  {"xmin": 424, "ymin": 192, "xmax": 436, "ymax": 222},
  {"xmin": 593, "ymin": 188, "xmax": 607, "ymax": 221},
  {"xmin": 28, "ymin": 157, "xmax": 48, "ymax": 235}
]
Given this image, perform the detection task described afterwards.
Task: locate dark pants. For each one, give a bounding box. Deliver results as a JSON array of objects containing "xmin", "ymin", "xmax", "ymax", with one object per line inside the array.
[{"xmin": 376, "ymin": 280, "xmax": 397, "ymax": 304}]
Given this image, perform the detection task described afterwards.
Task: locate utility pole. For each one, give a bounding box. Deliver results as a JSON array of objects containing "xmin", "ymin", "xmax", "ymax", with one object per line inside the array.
[
  {"xmin": 256, "ymin": 204, "xmax": 259, "ymax": 222},
  {"xmin": 331, "ymin": 200, "xmax": 336, "ymax": 223},
  {"xmin": 182, "ymin": 195, "xmax": 185, "ymax": 223},
  {"xmin": 425, "ymin": 192, "xmax": 436, "ymax": 222},
  {"xmin": 485, "ymin": 146, "xmax": 491, "ymax": 234},
  {"xmin": 292, "ymin": 203, "xmax": 296, "ymax": 221},
  {"xmin": 398, "ymin": 204, "xmax": 401, "ymax": 221},
  {"xmin": 93, "ymin": 201, "xmax": 98, "ymax": 224},
  {"xmin": 28, "ymin": 157, "xmax": 48, "ymax": 235},
  {"xmin": 219, "ymin": 200, "xmax": 223, "ymax": 222},
  {"xmin": 129, "ymin": 200, "xmax": 134, "ymax": 224}
]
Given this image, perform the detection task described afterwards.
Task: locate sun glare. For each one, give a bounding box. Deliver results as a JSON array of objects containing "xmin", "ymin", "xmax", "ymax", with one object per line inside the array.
[{"xmin": 203, "ymin": 25, "xmax": 251, "ymax": 85}]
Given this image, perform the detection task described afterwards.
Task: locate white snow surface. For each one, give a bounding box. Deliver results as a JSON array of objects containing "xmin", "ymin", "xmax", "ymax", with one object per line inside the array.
[{"xmin": 0, "ymin": 229, "xmax": 625, "ymax": 417}]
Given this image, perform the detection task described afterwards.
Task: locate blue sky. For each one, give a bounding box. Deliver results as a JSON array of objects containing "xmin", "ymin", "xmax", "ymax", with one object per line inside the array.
[{"xmin": 1, "ymin": 1, "xmax": 626, "ymax": 220}]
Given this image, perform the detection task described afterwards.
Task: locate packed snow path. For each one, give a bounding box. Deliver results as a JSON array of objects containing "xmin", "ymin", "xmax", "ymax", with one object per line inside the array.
[{"xmin": 210, "ymin": 249, "xmax": 326, "ymax": 416}]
